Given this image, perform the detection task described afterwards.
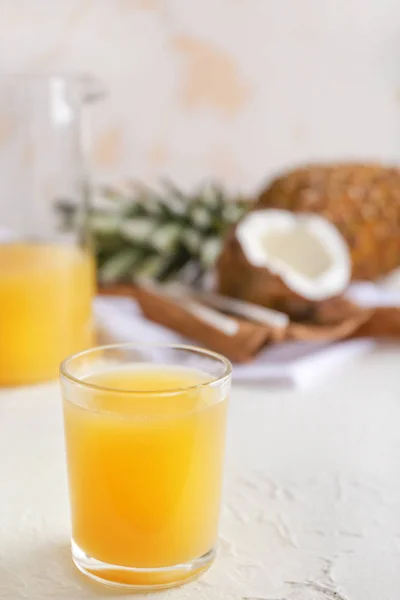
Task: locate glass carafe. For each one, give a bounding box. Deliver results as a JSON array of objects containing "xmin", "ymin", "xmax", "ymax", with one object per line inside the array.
[{"xmin": 0, "ymin": 74, "xmax": 103, "ymax": 386}]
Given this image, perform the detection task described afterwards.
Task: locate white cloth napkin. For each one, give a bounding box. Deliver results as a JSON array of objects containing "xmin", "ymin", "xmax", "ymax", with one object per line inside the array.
[{"xmin": 94, "ymin": 278, "xmax": 400, "ymax": 389}]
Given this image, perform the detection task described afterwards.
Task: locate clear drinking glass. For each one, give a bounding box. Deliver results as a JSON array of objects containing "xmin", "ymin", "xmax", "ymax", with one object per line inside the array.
[
  {"xmin": 60, "ymin": 343, "xmax": 232, "ymax": 590},
  {"xmin": 0, "ymin": 74, "xmax": 103, "ymax": 386}
]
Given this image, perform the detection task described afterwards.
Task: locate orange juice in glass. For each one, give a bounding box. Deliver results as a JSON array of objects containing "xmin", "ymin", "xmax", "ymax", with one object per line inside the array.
[{"xmin": 60, "ymin": 343, "xmax": 231, "ymax": 590}]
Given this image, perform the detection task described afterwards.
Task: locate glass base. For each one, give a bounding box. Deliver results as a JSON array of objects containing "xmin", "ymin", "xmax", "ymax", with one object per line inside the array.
[{"xmin": 71, "ymin": 540, "xmax": 216, "ymax": 591}]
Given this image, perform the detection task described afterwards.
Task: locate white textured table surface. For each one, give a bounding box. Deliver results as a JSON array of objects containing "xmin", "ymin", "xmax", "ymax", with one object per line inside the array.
[{"xmin": 1, "ymin": 346, "xmax": 400, "ymax": 600}]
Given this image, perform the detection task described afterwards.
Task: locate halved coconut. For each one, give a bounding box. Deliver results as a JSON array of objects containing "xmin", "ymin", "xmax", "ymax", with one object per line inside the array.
[{"xmin": 217, "ymin": 209, "xmax": 352, "ymax": 320}]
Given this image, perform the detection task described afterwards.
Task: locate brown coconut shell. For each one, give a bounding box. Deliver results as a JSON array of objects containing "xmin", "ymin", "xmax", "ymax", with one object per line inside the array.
[{"xmin": 256, "ymin": 163, "xmax": 400, "ymax": 281}]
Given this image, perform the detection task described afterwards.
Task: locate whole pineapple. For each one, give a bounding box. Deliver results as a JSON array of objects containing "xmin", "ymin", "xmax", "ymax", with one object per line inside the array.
[
  {"xmin": 58, "ymin": 180, "xmax": 248, "ymax": 285},
  {"xmin": 257, "ymin": 163, "xmax": 400, "ymax": 280}
]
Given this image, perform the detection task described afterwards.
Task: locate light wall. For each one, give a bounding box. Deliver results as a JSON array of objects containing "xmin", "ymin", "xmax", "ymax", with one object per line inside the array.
[{"xmin": 1, "ymin": 0, "xmax": 400, "ymax": 195}]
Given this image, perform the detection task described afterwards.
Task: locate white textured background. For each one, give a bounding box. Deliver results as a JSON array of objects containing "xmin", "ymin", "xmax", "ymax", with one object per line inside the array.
[{"xmin": 0, "ymin": 0, "xmax": 400, "ymax": 194}]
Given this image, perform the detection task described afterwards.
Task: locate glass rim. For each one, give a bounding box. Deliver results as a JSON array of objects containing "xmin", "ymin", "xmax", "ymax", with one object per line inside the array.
[{"xmin": 60, "ymin": 342, "xmax": 232, "ymax": 395}]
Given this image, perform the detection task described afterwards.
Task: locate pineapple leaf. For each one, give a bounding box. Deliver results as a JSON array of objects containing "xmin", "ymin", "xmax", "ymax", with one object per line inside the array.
[
  {"xmin": 190, "ymin": 204, "xmax": 213, "ymax": 230},
  {"xmin": 90, "ymin": 213, "xmax": 122, "ymax": 236},
  {"xmin": 200, "ymin": 237, "xmax": 223, "ymax": 267},
  {"xmin": 99, "ymin": 249, "xmax": 139, "ymax": 283},
  {"xmin": 56, "ymin": 179, "xmax": 250, "ymax": 285},
  {"xmin": 133, "ymin": 254, "xmax": 169, "ymax": 281},
  {"xmin": 181, "ymin": 228, "xmax": 202, "ymax": 254},
  {"xmin": 157, "ymin": 245, "xmax": 192, "ymax": 281},
  {"xmin": 120, "ymin": 218, "xmax": 155, "ymax": 243},
  {"xmin": 151, "ymin": 223, "xmax": 182, "ymax": 254},
  {"xmin": 101, "ymin": 186, "xmax": 129, "ymax": 203},
  {"xmin": 160, "ymin": 178, "xmax": 187, "ymax": 201}
]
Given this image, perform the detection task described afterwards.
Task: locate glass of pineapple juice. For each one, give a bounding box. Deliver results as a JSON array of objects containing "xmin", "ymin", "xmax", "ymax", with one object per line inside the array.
[{"xmin": 60, "ymin": 343, "xmax": 232, "ymax": 591}]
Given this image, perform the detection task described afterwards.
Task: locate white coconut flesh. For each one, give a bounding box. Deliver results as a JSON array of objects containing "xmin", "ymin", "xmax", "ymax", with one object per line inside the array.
[{"xmin": 236, "ymin": 209, "xmax": 351, "ymax": 301}]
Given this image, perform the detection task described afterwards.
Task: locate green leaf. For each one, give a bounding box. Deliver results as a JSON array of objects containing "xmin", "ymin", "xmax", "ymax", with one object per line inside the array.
[
  {"xmin": 99, "ymin": 249, "xmax": 138, "ymax": 283},
  {"xmin": 181, "ymin": 228, "xmax": 202, "ymax": 253},
  {"xmin": 222, "ymin": 202, "xmax": 248, "ymax": 223},
  {"xmin": 120, "ymin": 218, "xmax": 155, "ymax": 243},
  {"xmin": 101, "ymin": 186, "xmax": 128, "ymax": 203},
  {"xmin": 141, "ymin": 197, "xmax": 163, "ymax": 217},
  {"xmin": 160, "ymin": 178, "xmax": 187, "ymax": 201},
  {"xmin": 151, "ymin": 223, "xmax": 182, "ymax": 253},
  {"xmin": 198, "ymin": 182, "xmax": 221, "ymax": 209},
  {"xmin": 133, "ymin": 254, "xmax": 167, "ymax": 281},
  {"xmin": 190, "ymin": 204, "xmax": 212, "ymax": 229},
  {"xmin": 90, "ymin": 213, "xmax": 122, "ymax": 236},
  {"xmin": 199, "ymin": 237, "xmax": 223, "ymax": 267},
  {"xmin": 157, "ymin": 246, "xmax": 192, "ymax": 281}
]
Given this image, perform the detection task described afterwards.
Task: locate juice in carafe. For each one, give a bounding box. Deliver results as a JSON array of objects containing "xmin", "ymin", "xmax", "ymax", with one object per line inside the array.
[{"xmin": 0, "ymin": 242, "xmax": 94, "ymax": 386}]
